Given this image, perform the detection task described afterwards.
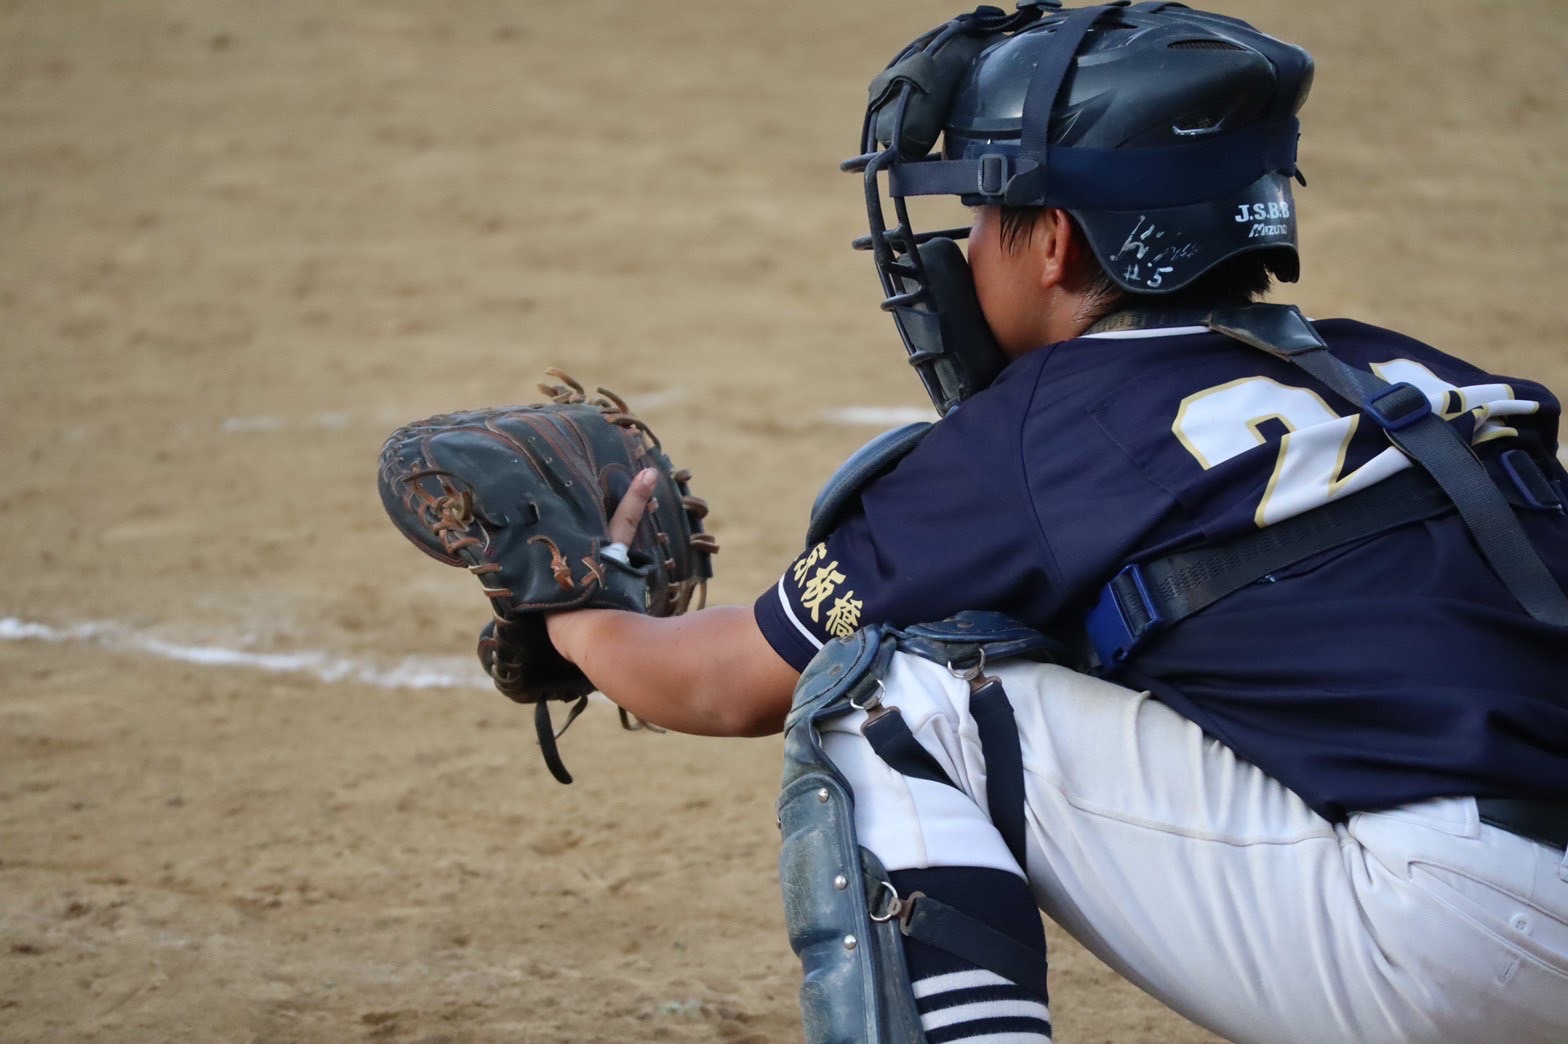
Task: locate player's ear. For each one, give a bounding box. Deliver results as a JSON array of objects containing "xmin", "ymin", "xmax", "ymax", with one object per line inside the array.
[{"xmin": 1035, "ymin": 208, "xmax": 1079, "ymax": 292}]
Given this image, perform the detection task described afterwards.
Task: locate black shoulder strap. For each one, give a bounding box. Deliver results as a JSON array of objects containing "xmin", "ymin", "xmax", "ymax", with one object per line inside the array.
[
  {"xmin": 1207, "ymin": 304, "xmax": 1568, "ymax": 626},
  {"xmin": 1086, "ymin": 467, "xmax": 1455, "ymax": 670}
]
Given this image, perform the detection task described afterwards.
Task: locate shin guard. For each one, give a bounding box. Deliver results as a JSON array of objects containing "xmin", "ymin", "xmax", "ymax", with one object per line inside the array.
[{"xmin": 778, "ymin": 628, "xmax": 927, "ymax": 1044}]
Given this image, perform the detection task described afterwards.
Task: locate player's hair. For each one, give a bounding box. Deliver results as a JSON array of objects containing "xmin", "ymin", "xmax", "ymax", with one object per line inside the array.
[{"xmin": 999, "ymin": 205, "xmax": 1274, "ymax": 313}]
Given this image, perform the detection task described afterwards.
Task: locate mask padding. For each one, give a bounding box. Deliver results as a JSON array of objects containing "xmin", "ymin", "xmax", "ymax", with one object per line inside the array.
[{"xmin": 904, "ymin": 237, "xmax": 1007, "ymax": 413}]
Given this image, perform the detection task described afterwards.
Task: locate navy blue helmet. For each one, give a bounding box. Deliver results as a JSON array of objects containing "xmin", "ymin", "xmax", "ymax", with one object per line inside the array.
[{"xmin": 846, "ymin": 1, "xmax": 1315, "ymax": 413}]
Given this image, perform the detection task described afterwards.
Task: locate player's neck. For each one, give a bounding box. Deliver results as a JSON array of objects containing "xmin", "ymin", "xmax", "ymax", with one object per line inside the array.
[{"xmin": 1018, "ymin": 289, "xmax": 1110, "ymax": 355}]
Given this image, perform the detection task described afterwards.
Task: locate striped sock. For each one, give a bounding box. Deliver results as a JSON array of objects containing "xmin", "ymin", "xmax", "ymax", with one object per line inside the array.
[
  {"xmin": 889, "ymin": 867, "xmax": 1051, "ymax": 1043},
  {"xmin": 915, "ymin": 968, "xmax": 1053, "ymax": 1043}
]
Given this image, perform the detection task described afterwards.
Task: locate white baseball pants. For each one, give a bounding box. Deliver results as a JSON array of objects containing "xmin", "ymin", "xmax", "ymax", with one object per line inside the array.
[{"xmin": 819, "ymin": 654, "xmax": 1568, "ymax": 1043}]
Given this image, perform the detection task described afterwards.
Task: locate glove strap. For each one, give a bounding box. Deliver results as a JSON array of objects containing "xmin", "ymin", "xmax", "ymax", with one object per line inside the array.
[{"xmin": 535, "ymin": 696, "xmax": 591, "ymax": 785}]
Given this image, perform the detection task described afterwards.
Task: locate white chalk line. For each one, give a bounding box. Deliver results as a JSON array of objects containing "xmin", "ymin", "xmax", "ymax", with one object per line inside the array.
[
  {"xmin": 222, "ymin": 413, "xmax": 348, "ymax": 433},
  {"xmin": 221, "ymin": 409, "xmax": 426, "ymax": 434},
  {"xmin": 820, "ymin": 405, "xmax": 935, "ymax": 426},
  {"xmin": 0, "ymin": 617, "xmax": 490, "ymax": 691}
]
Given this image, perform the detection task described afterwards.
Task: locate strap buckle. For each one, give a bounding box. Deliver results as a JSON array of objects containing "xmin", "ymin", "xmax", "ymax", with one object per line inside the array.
[
  {"xmin": 849, "ymin": 676, "xmax": 894, "ymax": 728},
  {"xmin": 1363, "ymin": 381, "xmax": 1432, "ymax": 432},
  {"xmin": 1500, "ymin": 448, "xmax": 1565, "ymax": 513},
  {"xmin": 1085, "ymin": 563, "xmax": 1162, "ymax": 671},
  {"xmin": 868, "ymin": 880, "xmax": 926, "ymax": 934},
  {"xmin": 977, "ymin": 153, "xmax": 1009, "ymax": 197}
]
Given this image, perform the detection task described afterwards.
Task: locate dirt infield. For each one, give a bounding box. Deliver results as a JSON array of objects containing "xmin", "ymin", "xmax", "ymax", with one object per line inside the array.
[{"xmin": 2, "ymin": 1, "xmax": 1564, "ymax": 1040}]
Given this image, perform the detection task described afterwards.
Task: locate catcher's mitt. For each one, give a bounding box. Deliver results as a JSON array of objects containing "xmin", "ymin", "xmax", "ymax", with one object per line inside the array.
[{"xmin": 377, "ymin": 369, "xmax": 717, "ymax": 783}]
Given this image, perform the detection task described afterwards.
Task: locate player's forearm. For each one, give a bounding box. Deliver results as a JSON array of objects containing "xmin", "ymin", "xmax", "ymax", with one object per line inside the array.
[{"xmin": 546, "ymin": 605, "xmax": 799, "ymax": 737}]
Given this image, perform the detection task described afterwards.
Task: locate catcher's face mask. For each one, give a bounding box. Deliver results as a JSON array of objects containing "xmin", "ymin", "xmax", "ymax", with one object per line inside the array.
[{"xmin": 846, "ymin": 0, "xmax": 1313, "ymax": 415}]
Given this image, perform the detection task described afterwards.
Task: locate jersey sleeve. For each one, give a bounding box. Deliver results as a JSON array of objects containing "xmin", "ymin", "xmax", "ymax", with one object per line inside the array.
[{"xmin": 753, "ymin": 374, "xmax": 1063, "ymax": 671}]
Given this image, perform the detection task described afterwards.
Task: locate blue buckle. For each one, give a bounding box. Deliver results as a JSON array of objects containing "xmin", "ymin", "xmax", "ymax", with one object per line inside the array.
[
  {"xmin": 1364, "ymin": 382, "xmax": 1432, "ymax": 432},
  {"xmin": 1085, "ymin": 564, "xmax": 1161, "ymax": 672},
  {"xmin": 1500, "ymin": 448, "xmax": 1566, "ymax": 513},
  {"xmin": 977, "ymin": 153, "xmax": 1009, "ymax": 198}
]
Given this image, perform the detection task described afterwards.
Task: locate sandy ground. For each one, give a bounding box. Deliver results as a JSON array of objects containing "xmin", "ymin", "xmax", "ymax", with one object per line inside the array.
[{"xmin": 2, "ymin": 1, "xmax": 1564, "ymax": 1040}]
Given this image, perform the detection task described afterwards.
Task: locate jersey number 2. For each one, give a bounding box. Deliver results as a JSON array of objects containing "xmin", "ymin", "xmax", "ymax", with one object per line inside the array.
[{"xmin": 1170, "ymin": 361, "xmax": 1517, "ymax": 528}]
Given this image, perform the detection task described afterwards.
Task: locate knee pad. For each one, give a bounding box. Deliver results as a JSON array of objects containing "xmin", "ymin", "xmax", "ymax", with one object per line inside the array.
[{"xmin": 777, "ymin": 629, "xmax": 927, "ymax": 1044}]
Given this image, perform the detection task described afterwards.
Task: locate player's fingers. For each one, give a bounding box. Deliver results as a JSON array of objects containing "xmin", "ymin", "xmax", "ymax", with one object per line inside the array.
[{"xmin": 608, "ymin": 468, "xmax": 658, "ymax": 547}]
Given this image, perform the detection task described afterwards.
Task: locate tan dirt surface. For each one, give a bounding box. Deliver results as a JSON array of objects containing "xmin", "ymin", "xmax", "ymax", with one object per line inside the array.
[{"xmin": 2, "ymin": 1, "xmax": 1564, "ymax": 1041}]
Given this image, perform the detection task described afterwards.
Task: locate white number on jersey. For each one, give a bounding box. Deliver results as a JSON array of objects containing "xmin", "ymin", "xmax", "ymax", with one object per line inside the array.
[{"xmin": 1171, "ymin": 360, "xmax": 1531, "ymax": 528}]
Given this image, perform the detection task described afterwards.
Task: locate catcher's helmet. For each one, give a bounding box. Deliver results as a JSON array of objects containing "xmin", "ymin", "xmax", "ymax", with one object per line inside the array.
[{"xmin": 846, "ymin": 1, "xmax": 1314, "ymax": 414}]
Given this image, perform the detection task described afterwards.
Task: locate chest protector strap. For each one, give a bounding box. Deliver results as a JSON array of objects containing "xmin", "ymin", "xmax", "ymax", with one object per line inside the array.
[
  {"xmin": 1209, "ymin": 305, "xmax": 1568, "ymax": 626},
  {"xmin": 1086, "ymin": 466, "xmax": 1453, "ymax": 669},
  {"xmin": 1088, "ymin": 305, "xmax": 1568, "ymax": 671}
]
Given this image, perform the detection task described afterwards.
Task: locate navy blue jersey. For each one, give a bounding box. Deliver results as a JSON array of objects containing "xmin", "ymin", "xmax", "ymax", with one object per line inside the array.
[{"xmin": 755, "ymin": 319, "xmax": 1568, "ymax": 820}]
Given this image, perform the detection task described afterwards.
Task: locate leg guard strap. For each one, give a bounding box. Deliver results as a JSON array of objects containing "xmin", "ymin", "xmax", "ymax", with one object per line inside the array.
[
  {"xmin": 969, "ymin": 676, "xmax": 1028, "ymax": 871},
  {"xmin": 858, "ymin": 613, "xmax": 1046, "ymax": 872},
  {"xmin": 883, "ymin": 887, "xmax": 1050, "ymax": 1003},
  {"xmin": 860, "ymin": 676, "xmax": 1029, "ymax": 871},
  {"xmin": 862, "ymin": 706, "xmax": 955, "ymax": 787}
]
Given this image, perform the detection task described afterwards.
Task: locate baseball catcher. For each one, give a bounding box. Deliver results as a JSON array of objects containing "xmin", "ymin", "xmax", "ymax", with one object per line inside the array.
[
  {"xmin": 377, "ymin": 369, "xmax": 716, "ymax": 783},
  {"xmin": 525, "ymin": 4, "xmax": 1568, "ymax": 1043}
]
